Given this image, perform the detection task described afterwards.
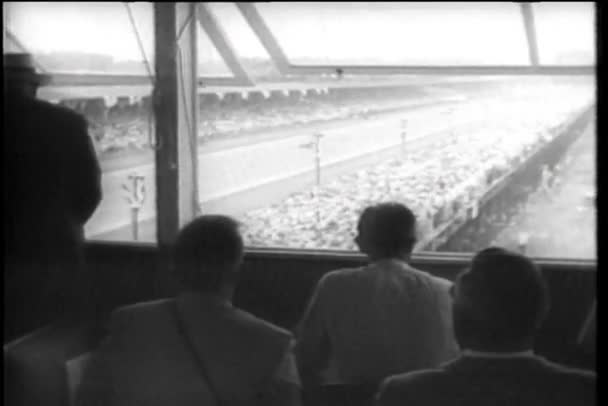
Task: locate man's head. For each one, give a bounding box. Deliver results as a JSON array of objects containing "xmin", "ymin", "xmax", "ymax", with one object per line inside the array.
[
  {"xmin": 4, "ymin": 53, "xmax": 50, "ymax": 99},
  {"xmin": 451, "ymin": 247, "xmax": 550, "ymax": 352},
  {"xmin": 173, "ymin": 215, "xmax": 244, "ymax": 297},
  {"xmin": 355, "ymin": 202, "xmax": 417, "ymax": 261}
]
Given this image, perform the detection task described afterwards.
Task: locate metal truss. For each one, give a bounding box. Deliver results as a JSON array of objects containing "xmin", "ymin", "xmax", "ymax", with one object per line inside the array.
[
  {"xmin": 196, "ymin": 3, "xmax": 253, "ymax": 86},
  {"xmin": 236, "ymin": 2, "xmax": 594, "ymax": 76},
  {"xmin": 22, "ymin": 3, "xmax": 254, "ymax": 87},
  {"xmin": 10, "ymin": 2, "xmax": 596, "ymax": 88},
  {"xmin": 520, "ymin": 3, "xmax": 540, "ymax": 66}
]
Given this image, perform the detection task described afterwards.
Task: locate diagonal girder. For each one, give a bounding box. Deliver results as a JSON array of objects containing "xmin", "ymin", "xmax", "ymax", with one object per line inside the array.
[
  {"xmin": 196, "ymin": 3, "xmax": 254, "ymax": 87},
  {"xmin": 237, "ymin": 2, "xmax": 594, "ymax": 76},
  {"xmin": 520, "ymin": 2, "xmax": 540, "ymax": 66}
]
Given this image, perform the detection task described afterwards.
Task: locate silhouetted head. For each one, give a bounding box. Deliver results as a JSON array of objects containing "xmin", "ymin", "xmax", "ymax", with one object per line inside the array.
[
  {"xmin": 3, "ymin": 53, "xmax": 50, "ymax": 100},
  {"xmin": 451, "ymin": 247, "xmax": 550, "ymax": 353},
  {"xmin": 355, "ymin": 202, "xmax": 417, "ymax": 261},
  {"xmin": 173, "ymin": 216, "xmax": 244, "ymax": 299}
]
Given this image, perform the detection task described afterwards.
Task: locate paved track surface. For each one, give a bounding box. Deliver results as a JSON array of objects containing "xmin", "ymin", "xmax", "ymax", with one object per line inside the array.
[{"xmin": 86, "ymin": 98, "xmax": 473, "ymax": 241}]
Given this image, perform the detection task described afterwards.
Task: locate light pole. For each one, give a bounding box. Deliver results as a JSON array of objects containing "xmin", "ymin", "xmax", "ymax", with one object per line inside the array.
[
  {"xmin": 299, "ymin": 132, "xmax": 324, "ymax": 189},
  {"xmin": 313, "ymin": 132, "xmax": 323, "ymax": 188},
  {"xmin": 449, "ymin": 107, "xmax": 456, "ymax": 136},
  {"xmin": 312, "ymin": 133, "xmax": 323, "ymax": 227},
  {"xmin": 122, "ymin": 173, "xmax": 146, "ymax": 241},
  {"xmin": 400, "ymin": 119, "xmax": 408, "ymax": 161},
  {"xmin": 299, "ymin": 132, "xmax": 325, "ymax": 229}
]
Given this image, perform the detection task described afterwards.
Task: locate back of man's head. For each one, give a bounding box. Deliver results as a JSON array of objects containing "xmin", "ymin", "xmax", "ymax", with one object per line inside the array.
[
  {"xmin": 173, "ymin": 215, "xmax": 244, "ymax": 294},
  {"xmin": 4, "ymin": 53, "xmax": 44, "ymax": 100},
  {"xmin": 356, "ymin": 202, "xmax": 417, "ymax": 260},
  {"xmin": 452, "ymin": 247, "xmax": 550, "ymax": 352}
]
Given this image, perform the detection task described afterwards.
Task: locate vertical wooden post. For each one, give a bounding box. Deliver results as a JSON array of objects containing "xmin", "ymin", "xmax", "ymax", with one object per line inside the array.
[
  {"xmin": 154, "ymin": 3, "xmax": 198, "ymax": 246},
  {"xmin": 178, "ymin": 3, "xmax": 199, "ymax": 220}
]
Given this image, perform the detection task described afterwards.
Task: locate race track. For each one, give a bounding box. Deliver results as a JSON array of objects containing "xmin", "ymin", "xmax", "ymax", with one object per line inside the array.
[{"xmin": 85, "ymin": 97, "xmax": 477, "ymax": 241}]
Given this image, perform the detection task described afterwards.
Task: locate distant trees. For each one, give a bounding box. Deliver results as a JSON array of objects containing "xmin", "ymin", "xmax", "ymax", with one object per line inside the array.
[{"xmin": 36, "ymin": 52, "xmax": 115, "ymax": 73}]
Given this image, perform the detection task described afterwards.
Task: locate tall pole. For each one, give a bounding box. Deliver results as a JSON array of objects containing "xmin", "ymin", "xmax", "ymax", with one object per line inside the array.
[
  {"xmin": 299, "ymin": 133, "xmax": 324, "ymax": 233},
  {"xmin": 154, "ymin": 3, "xmax": 198, "ymax": 245},
  {"xmin": 314, "ymin": 132, "xmax": 322, "ymax": 188},
  {"xmin": 400, "ymin": 119, "xmax": 408, "ymax": 161},
  {"xmin": 313, "ymin": 133, "xmax": 323, "ymax": 227}
]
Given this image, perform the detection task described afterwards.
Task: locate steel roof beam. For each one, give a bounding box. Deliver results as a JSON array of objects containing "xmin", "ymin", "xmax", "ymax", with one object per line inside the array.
[
  {"xmin": 235, "ymin": 2, "xmax": 291, "ymax": 75},
  {"xmin": 237, "ymin": 2, "xmax": 593, "ymax": 76},
  {"xmin": 520, "ymin": 3, "xmax": 540, "ymax": 66},
  {"xmin": 196, "ymin": 3, "xmax": 254, "ymax": 86}
]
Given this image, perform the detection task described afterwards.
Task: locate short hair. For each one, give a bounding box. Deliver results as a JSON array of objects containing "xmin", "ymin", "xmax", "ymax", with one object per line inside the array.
[
  {"xmin": 357, "ymin": 202, "xmax": 417, "ymax": 258},
  {"xmin": 173, "ymin": 215, "xmax": 244, "ymax": 293},
  {"xmin": 453, "ymin": 247, "xmax": 550, "ymax": 349}
]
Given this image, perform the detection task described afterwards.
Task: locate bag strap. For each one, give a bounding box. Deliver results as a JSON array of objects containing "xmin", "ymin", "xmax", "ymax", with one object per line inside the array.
[{"xmin": 171, "ymin": 300, "xmax": 224, "ymax": 406}]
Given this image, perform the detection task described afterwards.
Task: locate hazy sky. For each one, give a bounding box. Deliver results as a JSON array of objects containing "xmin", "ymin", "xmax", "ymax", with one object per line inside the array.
[{"xmin": 4, "ymin": 2, "xmax": 595, "ymax": 67}]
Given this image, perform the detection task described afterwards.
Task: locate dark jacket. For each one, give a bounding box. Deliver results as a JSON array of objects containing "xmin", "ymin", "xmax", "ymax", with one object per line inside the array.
[
  {"xmin": 376, "ymin": 355, "xmax": 596, "ymax": 406},
  {"xmin": 4, "ymin": 95, "xmax": 101, "ymax": 340},
  {"xmin": 76, "ymin": 293, "xmax": 294, "ymax": 406}
]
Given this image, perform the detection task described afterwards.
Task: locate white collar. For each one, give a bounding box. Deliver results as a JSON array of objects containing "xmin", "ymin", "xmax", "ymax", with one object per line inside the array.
[{"xmin": 462, "ymin": 349, "xmax": 535, "ymax": 359}]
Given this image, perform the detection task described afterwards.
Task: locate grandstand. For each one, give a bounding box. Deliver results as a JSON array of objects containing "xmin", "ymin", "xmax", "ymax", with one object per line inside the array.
[
  {"xmin": 238, "ymin": 87, "xmax": 593, "ymax": 251},
  {"xmin": 71, "ymin": 73, "xmax": 593, "ymax": 253}
]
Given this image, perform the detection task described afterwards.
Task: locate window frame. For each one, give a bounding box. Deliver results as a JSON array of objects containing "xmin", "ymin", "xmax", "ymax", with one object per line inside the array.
[{"xmin": 6, "ymin": 2, "xmax": 596, "ymax": 262}]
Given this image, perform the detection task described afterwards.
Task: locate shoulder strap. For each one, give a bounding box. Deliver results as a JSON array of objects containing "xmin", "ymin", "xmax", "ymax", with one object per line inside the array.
[{"xmin": 171, "ymin": 300, "xmax": 224, "ymax": 406}]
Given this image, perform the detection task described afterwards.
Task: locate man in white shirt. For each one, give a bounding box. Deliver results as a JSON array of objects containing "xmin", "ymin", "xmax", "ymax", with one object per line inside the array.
[{"xmin": 296, "ymin": 203, "xmax": 458, "ymax": 393}]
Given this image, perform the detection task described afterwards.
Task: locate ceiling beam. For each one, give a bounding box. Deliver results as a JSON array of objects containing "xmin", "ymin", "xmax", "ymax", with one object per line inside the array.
[
  {"xmin": 196, "ymin": 3, "xmax": 254, "ymax": 86},
  {"xmin": 520, "ymin": 3, "xmax": 540, "ymax": 66},
  {"xmin": 237, "ymin": 2, "xmax": 593, "ymax": 77}
]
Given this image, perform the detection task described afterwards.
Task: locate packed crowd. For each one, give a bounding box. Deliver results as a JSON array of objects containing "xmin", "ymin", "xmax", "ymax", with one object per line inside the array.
[
  {"xmin": 90, "ymin": 119, "xmax": 152, "ymax": 154},
  {"xmin": 240, "ymin": 85, "xmax": 592, "ymax": 250},
  {"xmin": 87, "ymin": 86, "xmax": 433, "ymax": 156},
  {"xmin": 198, "ymin": 87, "xmax": 433, "ymax": 139}
]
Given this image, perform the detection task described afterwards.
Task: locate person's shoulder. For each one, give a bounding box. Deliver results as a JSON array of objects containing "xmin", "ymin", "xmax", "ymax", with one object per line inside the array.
[
  {"xmin": 384, "ymin": 367, "xmax": 447, "ymax": 388},
  {"xmin": 32, "ymin": 99, "xmax": 86, "ymax": 123},
  {"xmin": 227, "ymin": 307, "xmax": 294, "ymax": 366},
  {"xmin": 407, "ymin": 264, "xmax": 453, "ymax": 289},
  {"xmin": 114, "ymin": 297, "xmax": 174, "ymax": 314},
  {"xmin": 111, "ymin": 298, "xmax": 175, "ymax": 328},
  {"xmin": 310, "ymin": 266, "xmax": 368, "ymax": 297},
  {"xmin": 378, "ymin": 367, "xmax": 448, "ymax": 404},
  {"xmin": 230, "ymin": 307, "xmax": 293, "ymax": 342},
  {"xmin": 526, "ymin": 358, "xmax": 595, "ymax": 404},
  {"xmin": 537, "ymin": 357, "xmax": 596, "ymax": 383},
  {"xmin": 321, "ymin": 266, "xmax": 367, "ymax": 284}
]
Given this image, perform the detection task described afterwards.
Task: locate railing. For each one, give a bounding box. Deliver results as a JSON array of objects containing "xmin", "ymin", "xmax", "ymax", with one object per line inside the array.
[{"xmin": 417, "ymin": 103, "xmax": 594, "ymax": 251}]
